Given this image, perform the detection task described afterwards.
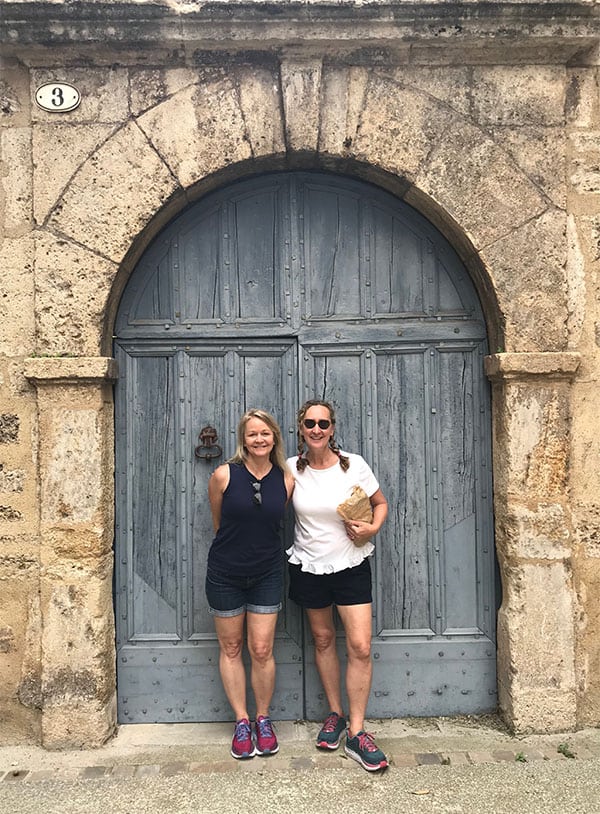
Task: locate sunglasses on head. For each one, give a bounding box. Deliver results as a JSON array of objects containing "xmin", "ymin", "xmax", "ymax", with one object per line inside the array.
[
  {"xmin": 251, "ymin": 481, "xmax": 262, "ymax": 506},
  {"xmin": 303, "ymin": 418, "xmax": 331, "ymax": 430}
]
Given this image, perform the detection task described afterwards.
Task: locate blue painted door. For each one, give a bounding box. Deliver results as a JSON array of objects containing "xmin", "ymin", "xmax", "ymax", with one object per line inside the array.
[{"xmin": 114, "ymin": 172, "xmax": 497, "ymax": 723}]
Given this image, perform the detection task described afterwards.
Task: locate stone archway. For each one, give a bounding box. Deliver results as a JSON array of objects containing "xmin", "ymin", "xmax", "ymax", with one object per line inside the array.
[{"xmin": 26, "ymin": 57, "xmax": 578, "ymax": 745}]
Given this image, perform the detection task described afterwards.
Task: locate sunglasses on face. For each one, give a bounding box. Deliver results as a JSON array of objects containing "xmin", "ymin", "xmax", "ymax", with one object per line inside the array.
[
  {"xmin": 303, "ymin": 418, "xmax": 332, "ymax": 430},
  {"xmin": 251, "ymin": 481, "xmax": 262, "ymax": 506}
]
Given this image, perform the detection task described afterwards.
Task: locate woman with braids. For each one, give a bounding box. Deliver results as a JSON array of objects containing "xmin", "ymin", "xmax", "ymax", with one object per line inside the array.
[
  {"xmin": 286, "ymin": 399, "xmax": 389, "ymax": 772},
  {"xmin": 207, "ymin": 409, "xmax": 294, "ymax": 760}
]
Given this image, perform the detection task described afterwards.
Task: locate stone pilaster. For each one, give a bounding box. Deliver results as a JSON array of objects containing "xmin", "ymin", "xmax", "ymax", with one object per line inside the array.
[
  {"xmin": 485, "ymin": 352, "xmax": 580, "ymax": 733},
  {"xmin": 24, "ymin": 357, "xmax": 117, "ymax": 748}
]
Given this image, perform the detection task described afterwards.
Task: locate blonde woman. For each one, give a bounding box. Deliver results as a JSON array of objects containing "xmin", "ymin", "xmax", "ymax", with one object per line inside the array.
[{"xmin": 206, "ymin": 409, "xmax": 293, "ymax": 760}]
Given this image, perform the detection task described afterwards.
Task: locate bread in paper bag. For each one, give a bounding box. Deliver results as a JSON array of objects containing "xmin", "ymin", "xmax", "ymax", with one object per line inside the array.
[{"xmin": 336, "ymin": 485, "xmax": 373, "ymax": 546}]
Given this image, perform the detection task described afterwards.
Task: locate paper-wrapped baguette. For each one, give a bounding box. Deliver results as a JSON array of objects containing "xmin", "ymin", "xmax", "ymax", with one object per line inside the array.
[{"xmin": 336, "ymin": 485, "xmax": 373, "ymax": 546}]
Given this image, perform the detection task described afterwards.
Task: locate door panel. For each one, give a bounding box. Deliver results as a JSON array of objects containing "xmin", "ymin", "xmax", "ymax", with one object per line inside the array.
[
  {"xmin": 299, "ymin": 339, "xmax": 495, "ymax": 719},
  {"xmin": 114, "ymin": 171, "xmax": 496, "ymax": 723},
  {"xmin": 375, "ymin": 348, "xmax": 430, "ymax": 633},
  {"xmin": 115, "ymin": 341, "xmax": 303, "ymax": 722}
]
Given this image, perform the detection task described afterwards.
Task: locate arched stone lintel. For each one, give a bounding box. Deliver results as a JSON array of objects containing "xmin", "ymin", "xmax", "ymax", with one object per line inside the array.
[{"xmin": 485, "ymin": 352, "xmax": 581, "ymax": 382}]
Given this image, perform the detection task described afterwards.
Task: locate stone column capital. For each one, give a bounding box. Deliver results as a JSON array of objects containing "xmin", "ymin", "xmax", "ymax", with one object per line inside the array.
[
  {"xmin": 23, "ymin": 356, "xmax": 118, "ymax": 386},
  {"xmin": 484, "ymin": 352, "xmax": 581, "ymax": 382}
]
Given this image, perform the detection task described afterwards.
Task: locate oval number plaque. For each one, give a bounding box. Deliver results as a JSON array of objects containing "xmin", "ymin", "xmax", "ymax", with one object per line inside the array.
[{"xmin": 35, "ymin": 82, "xmax": 81, "ymax": 113}]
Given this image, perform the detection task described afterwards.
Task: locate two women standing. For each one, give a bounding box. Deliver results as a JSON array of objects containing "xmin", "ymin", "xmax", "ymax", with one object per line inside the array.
[{"xmin": 206, "ymin": 400, "xmax": 388, "ymax": 771}]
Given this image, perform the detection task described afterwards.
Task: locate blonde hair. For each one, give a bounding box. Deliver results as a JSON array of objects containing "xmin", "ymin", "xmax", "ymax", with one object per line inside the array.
[
  {"xmin": 296, "ymin": 399, "xmax": 350, "ymax": 472},
  {"xmin": 229, "ymin": 409, "xmax": 288, "ymax": 472}
]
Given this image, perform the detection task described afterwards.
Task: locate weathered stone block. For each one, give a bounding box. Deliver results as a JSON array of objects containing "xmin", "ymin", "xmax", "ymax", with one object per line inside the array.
[
  {"xmin": 488, "ymin": 126, "xmax": 566, "ymax": 209},
  {"xmin": 0, "ymin": 61, "xmax": 30, "ymax": 127},
  {"xmin": 281, "ymin": 56, "xmax": 322, "ymax": 153},
  {"xmin": 33, "ymin": 124, "xmax": 116, "ymax": 225},
  {"xmin": 40, "ymin": 564, "xmax": 116, "ymax": 748},
  {"xmin": 46, "ymin": 121, "xmax": 179, "ymax": 263},
  {"xmin": 417, "ymin": 118, "xmax": 548, "ymax": 250},
  {"xmin": 0, "ymin": 415, "xmax": 19, "ymax": 444},
  {"xmin": 471, "ymin": 66, "xmax": 565, "ymax": 127},
  {"xmin": 497, "ymin": 561, "xmax": 577, "ymax": 733},
  {"xmin": 0, "ymin": 235, "xmax": 35, "ymax": 357},
  {"xmin": 34, "ymin": 232, "xmax": 119, "ymax": 357},
  {"xmin": 0, "ymin": 128, "xmax": 32, "ymax": 232},
  {"xmin": 137, "ymin": 79, "xmax": 252, "ymax": 189},
  {"xmin": 319, "ymin": 66, "xmax": 369, "ymax": 156},
  {"xmin": 0, "ymin": 466, "xmax": 25, "ymax": 492},
  {"xmin": 497, "ymin": 385, "xmax": 571, "ymax": 497},
  {"xmin": 497, "ymin": 502, "xmax": 571, "ymax": 561},
  {"xmin": 569, "ymin": 131, "xmax": 600, "ymax": 196},
  {"xmin": 38, "ymin": 399, "xmax": 109, "ymax": 524},
  {"xmin": 355, "ymin": 77, "xmax": 455, "ymax": 182},
  {"xmin": 383, "ymin": 65, "xmax": 472, "ymax": 117},
  {"xmin": 566, "ymin": 68, "xmax": 599, "ymax": 129},
  {"xmin": 129, "ymin": 67, "xmax": 200, "ymax": 117},
  {"xmin": 480, "ymin": 209, "xmax": 568, "ymax": 352},
  {"xmin": 238, "ymin": 67, "xmax": 286, "ymax": 157},
  {"xmin": 41, "ymin": 698, "xmax": 116, "ymax": 750}
]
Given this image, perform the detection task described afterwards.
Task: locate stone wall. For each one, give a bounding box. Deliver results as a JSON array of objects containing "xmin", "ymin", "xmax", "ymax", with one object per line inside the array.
[{"xmin": 0, "ymin": 0, "xmax": 599, "ymax": 746}]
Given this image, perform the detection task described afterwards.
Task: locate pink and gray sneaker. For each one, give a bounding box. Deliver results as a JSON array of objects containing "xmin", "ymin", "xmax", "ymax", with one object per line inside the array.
[
  {"xmin": 231, "ymin": 717, "xmax": 256, "ymax": 759},
  {"xmin": 255, "ymin": 715, "xmax": 279, "ymax": 755}
]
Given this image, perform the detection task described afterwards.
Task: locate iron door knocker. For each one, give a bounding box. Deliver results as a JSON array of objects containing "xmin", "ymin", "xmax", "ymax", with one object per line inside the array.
[{"xmin": 194, "ymin": 426, "xmax": 223, "ymax": 460}]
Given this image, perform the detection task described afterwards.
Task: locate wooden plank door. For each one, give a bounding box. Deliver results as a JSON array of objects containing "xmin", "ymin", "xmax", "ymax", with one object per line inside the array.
[{"xmin": 114, "ymin": 170, "xmax": 496, "ymax": 723}]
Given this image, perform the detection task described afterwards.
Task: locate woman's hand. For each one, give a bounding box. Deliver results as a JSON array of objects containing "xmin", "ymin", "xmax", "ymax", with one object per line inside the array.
[
  {"xmin": 343, "ymin": 488, "xmax": 388, "ymax": 544},
  {"xmin": 343, "ymin": 519, "xmax": 374, "ymax": 546}
]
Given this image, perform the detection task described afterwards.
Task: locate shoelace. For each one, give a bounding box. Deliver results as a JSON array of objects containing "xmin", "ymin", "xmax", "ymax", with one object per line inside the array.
[
  {"xmin": 321, "ymin": 713, "xmax": 340, "ymax": 733},
  {"xmin": 257, "ymin": 717, "xmax": 274, "ymax": 737},
  {"xmin": 357, "ymin": 731, "xmax": 379, "ymax": 752},
  {"xmin": 235, "ymin": 720, "xmax": 252, "ymax": 740}
]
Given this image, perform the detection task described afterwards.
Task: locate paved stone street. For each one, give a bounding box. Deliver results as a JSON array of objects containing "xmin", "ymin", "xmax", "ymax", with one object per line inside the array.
[{"xmin": 1, "ymin": 717, "xmax": 600, "ymax": 813}]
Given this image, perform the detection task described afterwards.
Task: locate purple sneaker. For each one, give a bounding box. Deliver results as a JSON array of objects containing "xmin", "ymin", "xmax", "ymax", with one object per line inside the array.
[
  {"xmin": 231, "ymin": 718, "xmax": 256, "ymax": 759},
  {"xmin": 255, "ymin": 715, "xmax": 279, "ymax": 755}
]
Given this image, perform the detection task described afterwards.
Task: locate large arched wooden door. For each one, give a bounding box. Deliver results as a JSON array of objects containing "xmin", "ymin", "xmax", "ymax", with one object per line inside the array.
[{"xmin": 114, "ymin": 172, "xmax": 497, "ymax": 723}]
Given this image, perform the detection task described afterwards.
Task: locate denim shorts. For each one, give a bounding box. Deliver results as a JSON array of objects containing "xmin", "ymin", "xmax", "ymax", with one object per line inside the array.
[
  {"xmin": 205, "ymin": 565, "xmax": 283, "ymax": 617},
  {"xmin": 288, "ymin": 557, "xmax": 372, "ymax": 609}
]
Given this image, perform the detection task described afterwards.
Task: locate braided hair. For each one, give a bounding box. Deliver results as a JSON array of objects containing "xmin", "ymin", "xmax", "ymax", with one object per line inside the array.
[{"xmin": 296, "ymin": 399, "xmax": 350, "ymax": 472}]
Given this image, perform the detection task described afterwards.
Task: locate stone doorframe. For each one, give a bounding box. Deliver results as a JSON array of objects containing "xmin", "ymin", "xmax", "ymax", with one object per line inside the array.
[
  {"xmin": 23, "ymin": 357, "xmax": 118, "ymax": 749},
  {"xmin": 22, "ymin": 55, "xmax": 580, "ymax": 747},
  {"xmin": 23, "ymin": 350, "xmax": 581, "ymax": 746}
]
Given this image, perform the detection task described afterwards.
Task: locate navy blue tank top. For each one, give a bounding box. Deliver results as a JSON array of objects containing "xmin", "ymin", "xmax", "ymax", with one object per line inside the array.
[{"xmin": 207, "ymin": 463, "xmax": 287, "ymax": 577}]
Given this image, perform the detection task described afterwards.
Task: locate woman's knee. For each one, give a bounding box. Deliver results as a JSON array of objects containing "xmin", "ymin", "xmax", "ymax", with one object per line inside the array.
[
  {"xmin": 347, "ymin": 638, "xmax": 371, "ymax": 662},
  {"xmin": 219, "ymin": 638, "xmax": 244, "ymax": 660},
  {"xmin": 248, "ymin": 639, "xmax": 274, "ymax": 664},
  {"xmin": 312, "ymin": 628, "xmax": 336, "ymax": 653}
]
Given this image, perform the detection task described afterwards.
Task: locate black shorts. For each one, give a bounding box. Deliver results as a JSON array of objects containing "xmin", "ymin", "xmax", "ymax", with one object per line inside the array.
[{"xmin": 288, "ymin": 558, "xmax": 372, "ymax": 609}]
